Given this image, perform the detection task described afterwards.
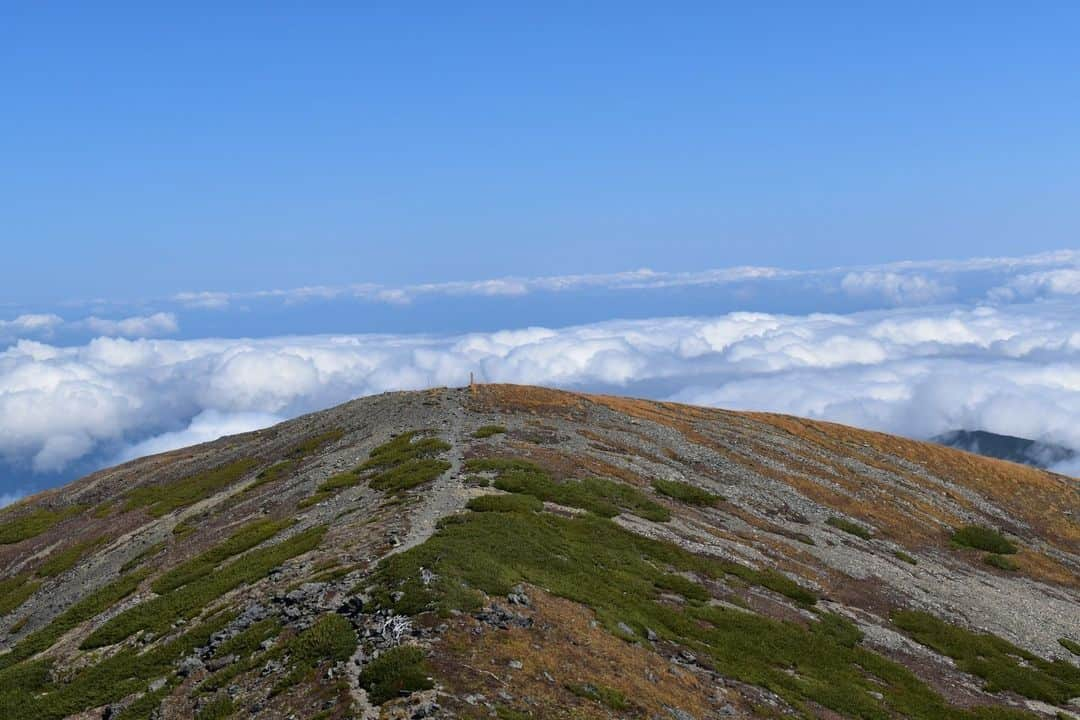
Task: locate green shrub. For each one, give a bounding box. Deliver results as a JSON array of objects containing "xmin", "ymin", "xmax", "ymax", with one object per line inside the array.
[
  {"xmin": 566, "ymin": 682, "xmax": 629, "ymax": 710},
  {"xmin": 358, "ymin": 645, "xmax": 433, "ymax": 704},
  {"xmin": 82, "ymin": 527, "xmax": 325, "ymax": 648},
  {"xmin": 652, "ymin": 478, "xmax": 722, "ymax": 507},
  {"xmin": 245, "ymin": 459, "xmax": 297, "ymax": 493},
  {"xmin": 1059, "ymin": 638, "xmax": 1080, "ymax": 657},
  {"xmin": 152, "ymin": 518, "xmax": 293, "ymax": 593},
  {"xmin": 120, "ymin": 541, "xmax": 167, "ymax": 574},
  {"xmin": 951, "ymin": 526, "xmax": 1017, "ymax": 554},
  {"xmin": 472, "ymin": 425, "xmax": 507, "ymax": 439},
  {"xmin": 195, "ymin": 695, "xmax": 235, "ymax": 720},
  {"xmin": 495, "ymin": 707, "xmax": 532, "ymax": 720},
  {"xmin": 173, "ymin": 520, "xmax": 197, "ymax": 537},
  {"xmin": 1, "ymin": 612, "xmax": 234, "ymax": 720},
  {"xmin": 0, "ymin": 569, "xmax": 150, "ymax": 671},
  {"xmin": 113, "ymin": 685, "xmax": 171, "ymax": 719},
  {"xmin": 37, "ymin": 536, "xmax": 107, "ymax": 577},
  {"xmin": 893, "ymin": 610, "xmax": 1080, "ymax": 703},
  {"xmin": 894, "ymin": 550, "xmax": 918, "ymax": 565},
  {"xmin": 288, "ymin": 613, "xmax": 356, "ymax": 666},
  {"xmin": 362, "ymin": 433, "xmax": 450, "ymax": 470},
  {"xmin": 467, "ymin": 494, "xmax": 543, "ymax": 514},
  {"xmin": 826, "ymin": 516, "xmax": 873, "ymax": 540},
  {"xmin": 124, "ymin": 459, "xmax": 258, "ymax": 517},
  {"xmin": 0, "ymin": 574, "xmax": 40, "ymax": 616},
  {"xmin": 654, "ymin": 573, "xmax": 709, "ymax": 602},
  {"xmin": 286, "ymin": 428, "xmax": 345, "ymax": 458},
  {"xmin": 314, "ymin": 431, "xmax": 451, "ymax": 496},
  {"xmin": 372, "ymin": 498, "xmax": 1049, "ymax": 719},
  {"xmin": 298, "ymin": 490, "xmax": 331, "ymax": 508},
  {"xmin": 0, "ymin": 506, "xmax": 83, "ymax": 545},
  {"xmin": 468, "ymin": 458, "xmax": 669, "ymax": 521},
  {"xmin": 984, "ymin": 554, "xmax": 1017, "ymax": 571},
  {"xmin": 213, "ymin": 619, "xmax": 282, "ymax": 660},
  {"xmin": 244, "ymin": 430, "xmax": 343, "ymax": 495},
  {"xmin": 717, "ymin": 563, "xmax": 817, "ymax": 607},
  {"xmin": 369, "ymin": 459, "xmax": 451, "ymax": 492}
]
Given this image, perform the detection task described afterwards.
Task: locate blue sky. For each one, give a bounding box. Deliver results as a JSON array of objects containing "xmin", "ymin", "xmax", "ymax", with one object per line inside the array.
[
  {"xmin": 2, "ymin": 5, "xmax": 1079, "ymax": 500},
  {"xmin": 4, "ymin": 4, "xmax": 1079, "ymax": 304}
]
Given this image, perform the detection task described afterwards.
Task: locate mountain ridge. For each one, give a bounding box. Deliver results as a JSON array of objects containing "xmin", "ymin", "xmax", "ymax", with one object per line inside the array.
[{"xmin": 0, "ymin": 384, "xmax": 1077, "ymax": 720}]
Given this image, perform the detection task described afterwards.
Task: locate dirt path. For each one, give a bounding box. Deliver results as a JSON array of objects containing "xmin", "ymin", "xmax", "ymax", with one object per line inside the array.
[{"xmin": 391, "ymin": 394, "xmax": 472, "ymax": 555}]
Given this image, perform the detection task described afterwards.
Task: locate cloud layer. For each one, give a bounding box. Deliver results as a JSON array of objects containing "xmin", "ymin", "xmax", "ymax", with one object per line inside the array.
[
  {"xmin": 163, "ymin": 249, "xmax": 1077, "ymax": 309},
  {"xmin": 1, "ymin": 297, "xmax": 1078, "ymax": 488},
  {"xmin": 2, "ymin": 250, "xmax": 1079, "ymax": 501}
]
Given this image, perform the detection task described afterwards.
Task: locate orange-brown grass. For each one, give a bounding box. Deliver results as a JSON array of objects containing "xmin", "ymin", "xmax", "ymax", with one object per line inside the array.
[
  {"xmin": 431, "ymin": 586, "xmax": 720, "ymax": 719},
  {"xmin": 749, "ymin": 413, "xmax": 1078, "ymax": 544},
  {"xmin": 471, "ymin": 383, "xmax": 589, "ymax": 418},
  {"xmin": 499, "ymin": 388, "xmax": 1077, "ymax": 588}
]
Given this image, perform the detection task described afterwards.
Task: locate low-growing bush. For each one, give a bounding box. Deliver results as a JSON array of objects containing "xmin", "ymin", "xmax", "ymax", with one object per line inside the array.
[
  {"xmin": 287, "ymin": 428, "xmax": 345, "ymax": 458},
  {"xmin": 566, "ymin": 682, "xmax": 629, "ymax": 711},
  {"xmin": 984, "ymin": 554, "xmax": 1017, "ymax": 571},
  {"xmin": 1059, "ymin": 638, "xmax": 1080, "ymax": 657},
  {"xmin": 472, "ymin": 425, "xmax": 507, "ymax": 439},
  {"xmin": 893, "ymin": 550, "xmax": 918, "ymax": 565},
  {"xmin": 652, "ymin": 478, "xmax": 722, "ymax": 507},
  {"xmin": 0, "ymin": 569, "xmax": 150, "ymax": 671},
  {"xmin": 119, "ymin": 541, "xmax": 167, "ymax": 574},
  {"xmin": 362, "ymin": 432, "xmax": 450, "ymax": 471},
  {"xmin": 37, "ymin": 536, "xmax": 107, "ymax": 577},
  {"xmin": 4, "ymin": 612, "xmax": 233, "ymax": 720},
  {"xmin": 124, "ymin": 459, "xmax": 258, "ymax": 517},
  {"xmin": 826, "ymin": 516, "xmax": 873, "ymax": 540},
  {"xmin": 467, "ymin": 494, "xmax": 543, "ymax": 514},
  {"xmin": 113, "ymin": 686, "xmax": 171, "ymax": 720},
  {"xmin": 892, "ymin": 610, "xmax": 1080, "ymax": 704},
  {"xmin": 246, "ymin": 459, "xmax": 297, "ymax": 493},
  {"xmin": 246, "ymin": 430, "xmax": 344, "ymax": 495},
  {"xmin": 195, "ymin": 695, "xmax": 235, "ymax": 720},
  {"xmin": 369, "ymin": 459, "xmax": 451, "ymax": 492},
  {"xmin": 358, "ymin": 645, "xmax": 433, "ymax": 704},
  {"xmin": 654, "ymin": 573, "xmax": 709, "ymax": 602},
  {"xmin": 0, "ymin": 574, "xmax": 40, "ymax": 616},
  {"xmin": 213, "ymin": 619, "xmax": 281, "ymax": 660},
  {"xmin": 82, "ymin": 527, "xmax": 325, "ymax": 648},
  {"xmin": 0, "ymin": 506, "xmax": 83, "ymax": 545},
  {"xmin": 469, "ymin": 457, "xmax": 669, "ymax": 521},
  {"xmin": 152, "ymin": 518, "xmax": 293, "ymax": 593},
  {"xmin": 951, "ymin": 525, "xmax": 1017, "ymax": 554}
]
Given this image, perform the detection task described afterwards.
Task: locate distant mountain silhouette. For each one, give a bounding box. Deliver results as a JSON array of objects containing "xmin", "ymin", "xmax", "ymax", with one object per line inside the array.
[{"xmin": 934, "ymin": 429, "xmax": 1075, "ymax": 469}]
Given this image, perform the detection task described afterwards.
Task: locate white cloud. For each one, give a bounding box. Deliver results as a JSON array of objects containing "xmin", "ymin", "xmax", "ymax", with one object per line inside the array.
[
  {"xmin": 840, "ymin": 271, "xmax": 954, "ymax": 306},
  {"xmin": 1049, "ymin": 456, "xmax": 1080, "ymax": 477},
  {"xmin": 117, "ymin": 409, "xmax": 283, "ymax": 462},
  {"xmin": 0, "ymin": 312, "xmax": 179, "ymax": 340},
  {"xmin": 173, "ymin": 291, "xmax": 232, "ymax": 309},
  {"xmin": 989, "ymin": 268, "xmax": 1080, "ymax": 302},
  {"xmin": 81, "ymin": 312, "xmax": 179, "ymax": 337},
  {"xmin": 0, "ymin": 313, "xmax": 64, "ymax": 334},
  {"xmin": 0, "ymin": 298, "xmax": 1077, "ymax": 478},
  {"xmin": 0, "ymin": 491, "xmax": 25, "ymax": 508},
  {"xmin": 159, "ymin": 249, "xmax": 1079, "ymax": 310}
]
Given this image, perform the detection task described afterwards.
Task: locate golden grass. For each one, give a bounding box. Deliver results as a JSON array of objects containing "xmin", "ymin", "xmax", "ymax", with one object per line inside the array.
[
  {"xmin": 477, "ymin": 385, "xmax": 1077, "ymax": 589},
  {"xmin": 432, "ymin": 586, "xmax": 720, "ymax": 719}
]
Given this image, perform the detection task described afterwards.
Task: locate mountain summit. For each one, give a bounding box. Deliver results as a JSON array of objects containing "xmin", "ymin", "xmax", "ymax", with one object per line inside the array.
[{"xmin": 0, "ymin": 385, "xmax": 1077, "ymax": 719}]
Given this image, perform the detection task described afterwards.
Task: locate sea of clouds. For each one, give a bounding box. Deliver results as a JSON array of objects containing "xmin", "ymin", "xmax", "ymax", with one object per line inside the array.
[{"xmin": 1, "ymin": 250, "xmax": 1078, "ymax": 502}]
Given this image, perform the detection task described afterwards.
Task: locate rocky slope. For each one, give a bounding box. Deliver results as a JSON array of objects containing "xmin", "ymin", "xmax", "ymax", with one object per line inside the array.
[{"xmin": 0, "ymin": 384, "xmax": 1077, "ymax": 720}]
